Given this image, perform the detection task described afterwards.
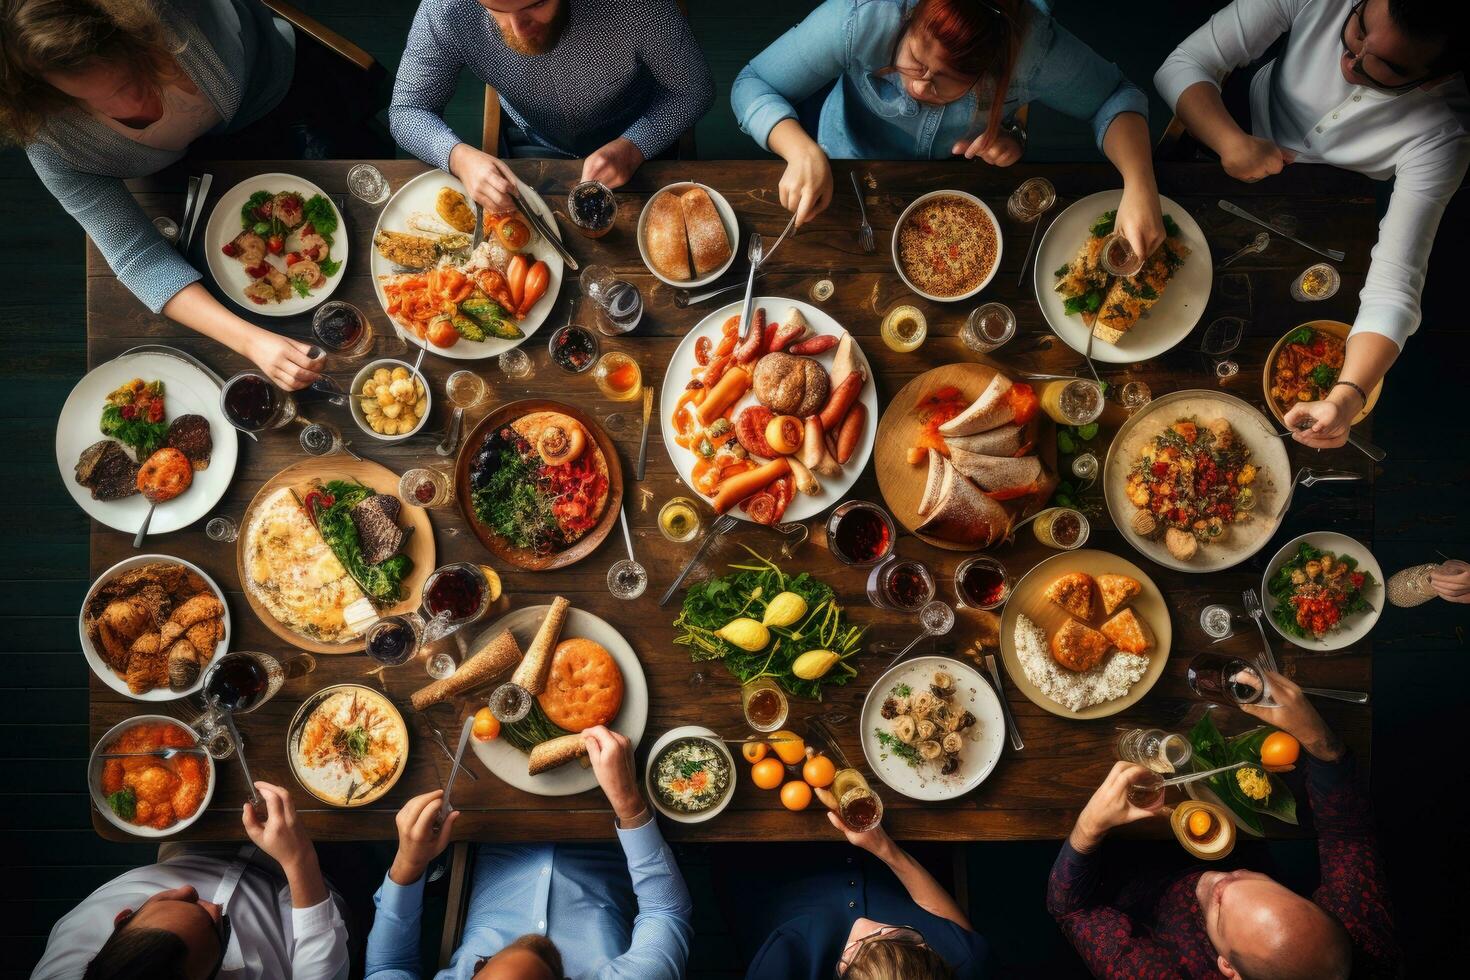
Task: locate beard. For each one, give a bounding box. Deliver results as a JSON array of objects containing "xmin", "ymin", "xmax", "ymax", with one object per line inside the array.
[{"xmin": 497, "ymin": 1, "xmax": 570, "ymax": 56}]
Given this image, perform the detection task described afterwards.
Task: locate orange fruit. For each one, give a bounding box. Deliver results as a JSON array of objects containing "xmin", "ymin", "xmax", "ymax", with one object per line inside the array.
[
  {"xmin": 751, "ymin": 757, "xmax": 785, "ymax": 790},
  {"xmin": 741, "ymin": 739, "xmax": 769, "ymax": 764},
  {"xmin": 471, "ymin": 706, "xmax": 499, "ymax": 741},
  {"xmin": 802, "ymin": 754, "xmax": 836, "ymax": 788},
  {"xmin": 1259, "ymin": 731, "xmax": 1300, "ymax": 769},
  {"xmin": 1187, "ymin": 808, "xmax": 1214, "ymax": 838},
  {"xmin": 770, "ymin": 730, "xmax": 806, "ymax": 765},
  {"xmin": 780, "ymin": 780, "xmax": 813, "ymax": 811}
]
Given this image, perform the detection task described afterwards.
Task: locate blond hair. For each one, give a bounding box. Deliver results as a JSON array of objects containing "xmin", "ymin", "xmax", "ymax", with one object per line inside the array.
[
  {"xmin": 844, "ymin": 934, "xmax": 956, "ymax": 980},
  {"xmin": 0, "ymin": 0, "xmax": 181, "ymax": 144}
]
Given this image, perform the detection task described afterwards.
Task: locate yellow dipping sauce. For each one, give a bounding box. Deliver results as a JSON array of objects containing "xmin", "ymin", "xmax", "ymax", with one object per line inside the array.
[{"xmin": 881, "ymin": 305, "xmax": 927, "ymax": 353}]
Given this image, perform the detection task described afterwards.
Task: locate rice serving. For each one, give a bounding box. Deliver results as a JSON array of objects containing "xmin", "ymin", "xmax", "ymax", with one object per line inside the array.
[{"xmin": 1014, "ymin": 614, "xmax": 1148, "ymax": 712}]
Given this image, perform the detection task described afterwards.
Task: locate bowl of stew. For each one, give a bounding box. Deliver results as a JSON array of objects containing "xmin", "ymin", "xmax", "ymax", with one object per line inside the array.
[
  {"xmin": 1263, "ymin": 320, "xmax": 1381, "ymax": 428},
  {"xmin": 644, "ymin": 726, "xmax": 735, "ymax": 824}
]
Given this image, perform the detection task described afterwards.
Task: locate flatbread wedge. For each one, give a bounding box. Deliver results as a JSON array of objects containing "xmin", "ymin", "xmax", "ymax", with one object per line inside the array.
[
  {"xmin": 916, "ymin": 461, "xmax": 1011, "ymax": 547},
  {"xmin": 510, "ymin": 596, "xmax": 570, "ymax": 694},
  {"xmin": 1100, "ymin": 607, "xmax": 1153, "ymax": 655},
  {"xmin": 1093, "ymin": 226, "xmax": 1191, "ymax": 344},
  {"xmin": 1096, "ymin": 573, "xmax": 1142, "ymax": 615},
  {"xmin": 937, "ymin": 373, "xmax": 1015, "ymax": 437},
  {"xmin": 1044, "ymin": 572, "xmax": 1096, "ymax": 621},
  {"xmin": 947, "ymin": 449, "xmax": 1044, "ymax": 497}
]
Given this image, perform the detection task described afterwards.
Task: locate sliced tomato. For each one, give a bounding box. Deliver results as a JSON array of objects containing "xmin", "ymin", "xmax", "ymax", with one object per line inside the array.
[
  {"xmin": 769, "ymin": 475, "xmax": 795, "ymax": 522},
  {"xmin": 741, "ymin": 492, "xmax": 777, "ymax": 524},
  {"xmin": 694, "ymin": 336, "xmax": 712, "ymax": 366}
]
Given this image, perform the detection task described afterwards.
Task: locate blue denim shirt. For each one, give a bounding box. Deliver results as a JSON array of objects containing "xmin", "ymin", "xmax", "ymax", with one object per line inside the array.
[{"xmin": 731, "ymin": 0, "xmax": 1147, "ymax": 159}]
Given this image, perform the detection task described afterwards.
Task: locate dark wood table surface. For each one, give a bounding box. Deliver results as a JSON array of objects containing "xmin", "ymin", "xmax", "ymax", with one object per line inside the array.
[{"xmin": 87, "ymin": 159, "xmax": 1377, "ymax": 842}]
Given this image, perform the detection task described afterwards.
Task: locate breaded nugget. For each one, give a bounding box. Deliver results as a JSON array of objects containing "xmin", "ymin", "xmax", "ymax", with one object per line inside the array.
[{"xmin": 435, "ymin": 187, "xmax": 476, "ymax": 234}]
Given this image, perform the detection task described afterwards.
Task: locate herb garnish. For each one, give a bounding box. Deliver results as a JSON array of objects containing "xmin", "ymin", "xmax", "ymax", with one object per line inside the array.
[
  {"xmin": 106, "ymin": 787, "xmax": 137, "ymax": 820},
  {"xmin": 875, "ymin": 729, "xmax": 920, "ymax": 768}
]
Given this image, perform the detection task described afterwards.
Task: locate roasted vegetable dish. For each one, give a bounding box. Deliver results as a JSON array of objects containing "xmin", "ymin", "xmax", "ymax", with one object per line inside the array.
[{"xmin": 1266, "ymin": 541, "xmax": 1375, "ymax": 641}]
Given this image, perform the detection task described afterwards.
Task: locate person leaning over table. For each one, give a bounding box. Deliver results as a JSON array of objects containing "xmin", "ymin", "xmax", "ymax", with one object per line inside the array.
[
  {"xmin": 1156, "ymin": 0, "xmax": 1470, "ymax": 450},
  {"xmin": 365, "ymin": 725, "xmax": 693, "ymax": 980},
  {"xmin": 729, "ymin": 0, "xmax": 1166, "ymax": 257},
  {"xmin": 31, "ymin": 781, "xmax": 348, "ymax": 980},
  {"xmin": 0, "ymin": 0, "xmax": 354, "ymax": 391},
  {"xmin": 389, "ymin": 0, "xmax": 713, "ymax": 214},
  {"xmin": 1047, "ymin": 671, "xmax": 1401, "ymax": 980},
  {"xmin": 720, "ymin": 811, "xmax": 988, "ymax": 979}
]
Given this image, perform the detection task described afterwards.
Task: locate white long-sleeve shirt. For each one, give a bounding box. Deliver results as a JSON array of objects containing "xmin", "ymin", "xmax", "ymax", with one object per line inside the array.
[
  {"xmin": 31, "ymin": 847, "xmax": 349, "ymax": 980},
  {"xmin": 1155, "ymin": 0, "xmax": 1470, "ymax": 348}
]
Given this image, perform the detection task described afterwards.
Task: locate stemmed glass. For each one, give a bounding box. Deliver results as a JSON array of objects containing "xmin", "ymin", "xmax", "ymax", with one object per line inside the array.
[
  {"xmin": 884, "ymin": 601, "xmax": 955, "ymax": 669},
  {"xmin": 1199, "ymin": 316, "xmax": 1245, "ymax": 381}
]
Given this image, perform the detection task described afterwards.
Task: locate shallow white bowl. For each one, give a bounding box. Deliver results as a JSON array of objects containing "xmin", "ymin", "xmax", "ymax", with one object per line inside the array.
[
  {"xmin": 89, "ymin": 715, "xmax": 216, "ymax": 838},
  {"xmin": 349, "ymin": 358, "xmax": 433, "ymax": 442},
  {"xmin": 1260, "ymin": 531, "xmax": 1384, "ymax": 652},
  {"xmin": 636, "ymin": 182, "xmax": 739, "ymax": 289},
  {"xmin": 644, "ymin": 725, "xmax": 736, "ymax": 824},
  {"xmin": 892, "ymin": 189, "xmax": 1003, "ymax": 303}
]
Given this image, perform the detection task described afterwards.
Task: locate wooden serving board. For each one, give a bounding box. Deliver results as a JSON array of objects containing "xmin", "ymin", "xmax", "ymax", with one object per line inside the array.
[
  {"xmin": 453, "ymin": 399, "xmax": 623, "ymax": 572},
  {"xmin": 235, "ymin": 457, "xmax": 435, "ymax": 655},
  {"xmin": 873, "ymin": 361, "xmax": 1054, "ymax": 551},
  {"xmin": 998, "ymin": 549, "xmax": 1173, "ymax": 721}
]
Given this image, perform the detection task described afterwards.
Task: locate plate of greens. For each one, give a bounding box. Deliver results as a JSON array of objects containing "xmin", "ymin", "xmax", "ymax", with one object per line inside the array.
[
  {"xmin": 1262, "ymin": 532, "xmax": 1382, "ymax": 651},
  {"xmin": 204, "ymin": 172, "xmax": 347, "ymax": 317},
  {"xmin": 1186, "ymin": 709, "xmax": 1298, "ymax": 836},
  {"xmin": 672, "ymin": 550, "xmax": 865, "ymax": 700}
]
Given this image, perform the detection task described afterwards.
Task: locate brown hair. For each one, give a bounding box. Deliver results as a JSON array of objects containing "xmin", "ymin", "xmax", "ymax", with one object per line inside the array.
[
  {"xmin": 844, "ymin": 933, "xmax": 957, "ymax": 980},
  {"xmin": 0, "ymin": 0, "xmax": 180, "ymax": 144},
  {"xmin": 889, "ymin": 0, "xmax": 1028, "ymax": 151},
  {"xmin": 83, "ymin": 925, "xmax": 191, "ymax": 980}
]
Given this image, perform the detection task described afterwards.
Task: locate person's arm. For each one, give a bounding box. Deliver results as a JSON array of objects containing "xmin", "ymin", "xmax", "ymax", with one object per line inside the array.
[
  {"xmin": 826, "ymin": 813, "xmax": 969, "ymax": 929},
  {"xmin": 242, "ymin": 782, "xmax": 349, "ymax": 980},
  {"xmin": 582, "ymin": 0, "xmax": 714, "ymax": 188},
  {"xmin": 24, "ymin": 145, "xmax": 323, "ymax": 388},
  {"xmin": 365, "ymin": 790, "xmax": 460, "ymax": 979},
  {"xmin": 1285, "ymin": 135, "xmax": 1470, "ymax": 447},
  {"xmin": 1154, "ymin": 0, "xmax": 1306, "ymax": 180},
  {"xmin": 388, "ymin": 0, "xmax": 467, "ymax": 175}
]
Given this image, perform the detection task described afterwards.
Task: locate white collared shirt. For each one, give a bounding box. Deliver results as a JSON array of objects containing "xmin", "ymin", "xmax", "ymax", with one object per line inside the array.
[
  {"xmin": 1155, "ymin": 0, "xmax": 1470, "ymax": 348},
  {"xmin": 30, "ymin": 847, "xmax": 348, "ymax": 980}
]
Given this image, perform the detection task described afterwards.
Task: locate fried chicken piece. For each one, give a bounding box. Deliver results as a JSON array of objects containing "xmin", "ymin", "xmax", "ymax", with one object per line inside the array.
[
  {"xmin": 170, "ymin": 594, "xmax": 224, "ymax": 629},
  {"xmin": 100, "ymin": 597, "xmax": 151, "ymax": 637},
  {"xmin": 374, "ymin": 230, "xmax": 441, "ymax": 270},
  {"xmin": 126, "ymin": 764, "xmax": 179, "ymax": 805},
  {"xmin": 166, "ymin": 637, "xmax": 202, "ymax": 691},
  {"xmin": 131, "ymin": 584, "xmax": 174, "ymax": 629},
  {"xmin": 185, "ymin": 619, "xmax": 223, "ymax": 656},
  {"xmin": 125, "ymin": 632, "xmax": 168, "ymax": 694},
  {"xmin": 92, "ymin": 620, "xmax": 134, "ymax": 673}
]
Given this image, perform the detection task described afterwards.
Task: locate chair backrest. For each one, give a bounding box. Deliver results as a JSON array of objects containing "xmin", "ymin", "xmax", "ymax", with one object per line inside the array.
[
  {"xmin": 481, "ymin": 0, "xmax": 697, "ymax": 158},
  {"xmin": 261, "ymin": 0, "xmax": 375, "ymax": 72}
]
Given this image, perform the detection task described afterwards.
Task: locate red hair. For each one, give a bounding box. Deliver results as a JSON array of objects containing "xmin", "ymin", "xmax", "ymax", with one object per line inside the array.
[{"xmin": 905, "ymin": 0, "xmax": 1027, "ymax": 149}]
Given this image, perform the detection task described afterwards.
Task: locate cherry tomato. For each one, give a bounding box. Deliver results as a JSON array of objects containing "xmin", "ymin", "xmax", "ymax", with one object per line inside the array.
[
  {"xmin": 495, "ymin": 215, "xmax": 532, "ymax": 251},
  {"xmin": 694, "ymin": 336, "xmax": 712, "ymax": 366},
  {"xmin": 427, "ymin": 317, "xmax": 459, "ymax": 348}
]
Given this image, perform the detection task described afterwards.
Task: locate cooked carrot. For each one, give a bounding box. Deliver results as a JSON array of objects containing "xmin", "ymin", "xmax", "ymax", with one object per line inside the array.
[
  {"xmin": 712, "ymin": 457, "xmax": 791, "ymax": 514},
  {"xmin": 836, "ymin": 402, "xmax": 864, "ymax": 464},
  {"xmin": 697, "ymin": 366, "xmax": 751, "ymax": 425},
  {"xmin": 518, "ymin": 261, "xmax": 549, "ymax": 316},
  {"xmin": 818, "ymin": 369, "xmax": 864, "ymax": 432},
  {"xmin": 506, "ymin": 254, "xmax": 528, "ymax": 308}
]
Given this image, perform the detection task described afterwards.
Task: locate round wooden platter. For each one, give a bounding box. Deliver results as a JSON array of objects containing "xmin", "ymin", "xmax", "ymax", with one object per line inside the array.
[
  {"xmin": 874, "ymin": 362, "xmax": 1055, "ymax": 551},
  {"xmin": 454, "ymin": 398, "xmax": 623, "ymax": 572},
  {"xmin": 236, "ymin": 458, "xmax": 435, "ymax": 655},
  {"xmin": 998, "ymin": 549, "xmax": 1173, "ymax": 720}
]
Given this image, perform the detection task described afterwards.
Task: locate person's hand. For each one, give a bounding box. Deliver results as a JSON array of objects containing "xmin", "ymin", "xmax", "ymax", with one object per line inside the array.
[
  {"xmin": 242, "ymin": 782, "xmax": 316, "ymax": 876},
  {"xmin": 951, "ymin": 131, "xmax": 1024, "ymax": 167},
  {"xmin": 583, "ymin": 725, "xmax": 645, "ymax": 824},
  {"xmin": 449, "ymin": 143, "xmax": 519, "ymax": 214},
  {"xmin": 1115, "ymin": 183, "xmax": 1166, "ymax": 263},
  {"xmin": 1220, "ymin": 134, "xmax": 1295, "ymax": 183},
  {"xmin": 580, "ymin": 137, "xmax": 645, "ymax": 190},
  {"xmin": 1430, "ymin": 559, "xmax": 1470, "ymax": 603},
  {"xmin": 825, "ymin": 810, "xmax": 897, "ymax": 858},
  {"xmin": 778, "ymin": 144, "xmax": 833, "ymax": 228},
  {"xmin": 1237, "ymin": 670, "xmax": 1343, "ymax": 762},
  {"xmin": 1284, "ymin": 390, "xmax": 1356, "ymax": 449},
  {"xmin": 1070, "ymin": 762, "xmax": 1167, "ymax": 853},
  {"xmin": 388, "ymin": 790, "xmax": 458, "ymax": 885},
  {"xmin": 244, "ymin": 330, "xmax": 323, "ymax": 390}
]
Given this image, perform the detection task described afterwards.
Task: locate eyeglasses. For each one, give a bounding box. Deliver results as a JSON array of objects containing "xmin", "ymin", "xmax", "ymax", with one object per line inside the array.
[
  {"xmin": 1339, "ymin": 0, "xmax": 1431, "ymax": 92},
  {"xmin": 834, "ymin": 924, "xmax": 929, "ymax": 977},
  {"xmin": 888, "ymin": 43, "xmax": 979, "ymax": 101}
]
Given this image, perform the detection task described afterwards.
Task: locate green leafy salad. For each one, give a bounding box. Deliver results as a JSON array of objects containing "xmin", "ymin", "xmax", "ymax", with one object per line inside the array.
[
  {"xmin": 1189, "ymin": 711, "xmax": 1297, "ymax": 835},
  {"xmin": 673, "ymin": 550, "xmax": 865, "ymax": 699},
  {"xmin": 308, "ymin": 480, "xmax": 412, "ymax": 603}
]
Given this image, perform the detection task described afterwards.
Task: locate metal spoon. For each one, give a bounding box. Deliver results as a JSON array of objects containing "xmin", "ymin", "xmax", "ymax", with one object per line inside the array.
[
  {"xmin": 885, "ymin": 601, "xmax": 956, "ymax": 669},
  {"xmin": 1218, "ymin": 232, "xmax": 1270, "ymax": 269},
  {"xmin": 96, "ymin": 746, "xmax": 209, "ymax": 761},
  {"xmin": 133, "ymin": 502, "xmax": 157, "ymax": 549}
]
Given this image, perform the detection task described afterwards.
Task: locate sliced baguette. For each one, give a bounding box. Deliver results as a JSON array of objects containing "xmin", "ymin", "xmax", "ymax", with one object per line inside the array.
[
  {"xmin": 410, "ymin": 629, "xmax": 522, "ymax": 711},
  {"xmin": 510, "ymin": 596, "xmax": 570, "ymax": 695},
  {"xmin": 644, "ymin": 191, "xmax": 692, "ymax": 281},
  {"xmin": 528, "ymin": 733, "xmax": 589, "ymax": 775}
]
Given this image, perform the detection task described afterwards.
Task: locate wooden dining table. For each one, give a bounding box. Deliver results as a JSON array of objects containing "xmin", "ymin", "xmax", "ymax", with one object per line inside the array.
[{"xmin": 86, "ymin": 158, "xmax": 1378, "ymax": 842}]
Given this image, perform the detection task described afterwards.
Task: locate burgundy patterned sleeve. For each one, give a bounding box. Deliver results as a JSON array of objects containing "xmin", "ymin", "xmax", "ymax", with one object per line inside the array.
[
  {"xmin": 1046, "ymin": 841, "xmax": 1186, "ymax": 979},
  {"xmin": 1307, "ymin": 754, "xmax": 1403, "ymax": 978}
]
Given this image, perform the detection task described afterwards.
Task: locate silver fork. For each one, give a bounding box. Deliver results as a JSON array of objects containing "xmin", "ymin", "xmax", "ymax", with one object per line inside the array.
[
  {"xmin": 1241, "ymin": 589, "xmax": 1280, "ymax": 675},
  {"xmin": 849, "ymin": 172, "xmax": 875, "ymax": 254},
  {"xmin": 660, "ymin": 514, "xmax": 738, "ymax": 606}
]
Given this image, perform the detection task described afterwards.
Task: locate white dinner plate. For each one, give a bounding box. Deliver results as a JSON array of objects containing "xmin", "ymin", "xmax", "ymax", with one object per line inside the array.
[
  {"xmin": 1034, "ymin": 190, "xmax": 1212, "ymax": 363},
  {"xmin": 79, "ymin": 554, "xmax": 230, "ymax": 701},
  {"xmin": 659, "ymin": 297, "xmax": 879, "ymax": 524},
  {"xmin": 370, "ymin": 170, "xmax": 565, "ymax": 360},
  {"xmin": 56, "ymin": 350, "xmax": 239, "ymax": 536},
  {"xmin": 468, "ymin": 605, "xmax": 647, "ymax": 796},
  {"xmin": 203, "ymin": 172, "xmax": 347, "ymax": 317},
  {"xmin": 1260, "ymin": 531, "xmax": 1384, "ymax": 652},
  {"xmin": 860, "ymin": 656, "xmax": 1006, "ymax": 802}
]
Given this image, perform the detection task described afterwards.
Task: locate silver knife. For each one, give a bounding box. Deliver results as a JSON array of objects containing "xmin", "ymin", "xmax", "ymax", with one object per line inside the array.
[
  {"xmin": 182, "ymin": 173, "xmax": 212, "ymax": 253},
  {"xmin": 512, "ymin": 191, "xmax": 579, "ymax": 271},
  {"xmin": 983, "ymin": 654, "xmax": 1024, "ymax": 752},
  {"xmin": 120, "ymin": 344, "xmax": 258, "ymax": 442},
  {"xmin": 423, "ymin": 719, "xmax": 479, "ymax": 781},
  {"xmin": 471, "ymin": 200, "xmax": 485, "ymax": 250},
  {"xmin": 675, "ymin": 270, "xmax": 767, "ymax": 308},
  {"xmin": 1017, "ymin": 206, "xmax": 1058, "ymax": 287},
  {"xmin": 438, "ymin": 715, "xmax": 477, "ymax": 826},
  {"xmin": 1217, "ymin": 200, "xmax": 1344, "ymax": 262},
  {"xmin": 177, "ymin": 176, "xmax": 200, "ymax": 254}
]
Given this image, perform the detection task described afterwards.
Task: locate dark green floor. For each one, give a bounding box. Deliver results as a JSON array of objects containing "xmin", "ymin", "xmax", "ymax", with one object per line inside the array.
[{"xmin": 3, "ymin": 2, "xmax": 1466, "ymax": 976}]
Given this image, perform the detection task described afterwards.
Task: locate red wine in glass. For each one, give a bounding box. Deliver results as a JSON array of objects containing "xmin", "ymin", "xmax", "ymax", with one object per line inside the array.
[{"xmin": 205, "ymin": 653, "xmax": 270, "ymax": 711}]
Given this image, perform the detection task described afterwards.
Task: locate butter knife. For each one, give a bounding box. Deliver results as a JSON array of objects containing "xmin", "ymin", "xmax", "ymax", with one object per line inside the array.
[
  {"xmin": 512, "ymin": 191, "xmax": 579, "ymax": 271},
  {"xmin": 182, "ymin": 172, "xmax": 212, "ymax": 254},
  {"xmin": 438, "ymin": 715, "xmax": 477, "ymax": 827},
  {"xmin": 636, "ymin": 385, "xmax": 654, "ymax": 481},
  {"xmin": 983, "ymin": 654, "xmax": 1024, "ymax": 752},
  {"xmin": 177, "ymin": 176, "xmax": 200, "ymax": 254},
  {"xmin": 1217, "ymin": 200, "xmax": 1344, "ymax": 262},
  {"xmin": 121, "ymin": 344, "xmax": 257, "ymax": 442}
]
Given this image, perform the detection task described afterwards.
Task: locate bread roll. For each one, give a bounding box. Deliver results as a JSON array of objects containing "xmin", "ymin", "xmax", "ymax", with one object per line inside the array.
[
  {"xmin": 510, "ymin": 596, "xmax": 570, "ymax": 695},
  {"xmin": 528, "ymin": 733, "xmax": 589, "ymax": 775},
  {"xmin": 752, "ymin": 352, "xmax": 830, "ymax": 417},
  {"xmin": 680, "ymin": 187, "xmax": 731, "ymax": 276},
  {"xmin": 644, "ymin": 191, "xmax": 692, "ymax": 281}
]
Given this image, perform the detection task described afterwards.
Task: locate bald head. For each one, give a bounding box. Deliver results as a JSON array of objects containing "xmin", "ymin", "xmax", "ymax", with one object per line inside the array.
[{"xmin": 1196, "ymin": 870, "xmax": 1351, "ymax": 980}]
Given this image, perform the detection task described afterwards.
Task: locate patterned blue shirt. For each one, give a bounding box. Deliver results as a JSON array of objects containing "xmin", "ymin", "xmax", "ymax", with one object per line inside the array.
[
  {"xmin": 364, "ymin": 819, "xmax": 694, "ymax": 980},
  {"xmin": 390, "ymin": 0, "xmax": 713, "ymax": 165}
]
